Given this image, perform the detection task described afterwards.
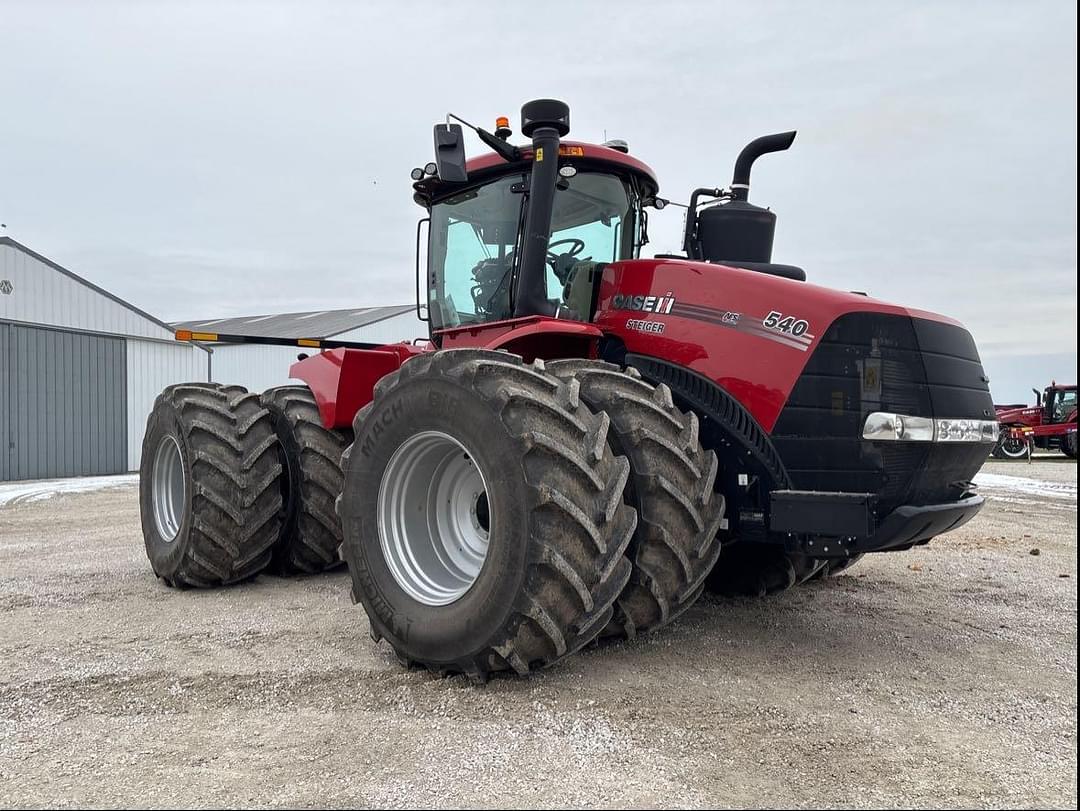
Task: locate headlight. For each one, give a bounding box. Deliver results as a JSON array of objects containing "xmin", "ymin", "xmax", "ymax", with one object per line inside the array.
[
  {"xmin": 862, "ymin": 412, "xmax": 998, "ymax": 443},
  {"xmin": 862, "ymin": 412, "xmax": 934, "ymax": 441},
  {"xmin": 936, "ymin": 418, "xmax": 986, "ymax": 443}
]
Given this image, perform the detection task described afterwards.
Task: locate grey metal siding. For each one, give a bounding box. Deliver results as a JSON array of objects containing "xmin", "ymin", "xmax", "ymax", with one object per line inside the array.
[
  {"xmin": 0, "ymin": 239, "xmax": 177, "ymax": 342},
  {"xmin": 1, "ymin": 323, "xmax": 127, "ymax": 481},
  {"xmin": 0, "ymin": 323, "xmax": 8, "ymax": 481},
  {"xmin": 124, "ymin": 339, "xmax": 208, "ymax": 470}
]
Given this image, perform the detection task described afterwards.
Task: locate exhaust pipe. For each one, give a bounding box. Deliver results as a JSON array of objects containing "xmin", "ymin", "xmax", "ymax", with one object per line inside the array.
[
  {"xmin": 731, "ymin": 130, "xmax": 796, "ymax": 201},
  {"xmin": 682, "ymin": 130, "xmax": 798, "ymax": 265}
]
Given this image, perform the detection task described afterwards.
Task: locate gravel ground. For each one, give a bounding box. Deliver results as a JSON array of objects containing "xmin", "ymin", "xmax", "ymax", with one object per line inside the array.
[{"xmin": 0, "ymin": 458, "xmax": 1076, "ymax": 808}]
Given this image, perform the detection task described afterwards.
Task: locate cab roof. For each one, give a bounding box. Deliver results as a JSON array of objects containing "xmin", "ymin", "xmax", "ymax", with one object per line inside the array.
[{"xmin": 413, "ymin": 140, "xmax": 660, "ymax": 206}]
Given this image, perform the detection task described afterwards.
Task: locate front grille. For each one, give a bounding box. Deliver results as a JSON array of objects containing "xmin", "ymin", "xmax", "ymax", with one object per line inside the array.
[{"xmin": 772, "ymin": 312, "xmax": 993, "ymax": 517}]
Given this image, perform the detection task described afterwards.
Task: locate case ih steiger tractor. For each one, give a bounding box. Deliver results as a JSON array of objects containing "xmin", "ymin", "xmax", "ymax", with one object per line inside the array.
[
  {"xmin": 141, "ymin": 99, "xmax": 998, "ymax": 680},
  {"xmin": 993, "ymin": 382, "xmax": 1077, "ymax": 459}
]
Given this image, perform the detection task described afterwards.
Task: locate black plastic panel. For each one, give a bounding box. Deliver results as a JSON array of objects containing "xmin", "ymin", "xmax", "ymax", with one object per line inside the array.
[{"xmin": 773, "ymin": 312, "xmax": 992, "ymax": 517}]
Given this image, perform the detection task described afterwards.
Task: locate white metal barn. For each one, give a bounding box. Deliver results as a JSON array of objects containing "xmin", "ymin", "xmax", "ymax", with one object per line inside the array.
[
  {"xmin": 172, "ymin": 306, "xmax": 420, "ymax": 393},
  {"xmin": 0, "ymin": 237, "xmax": 209, "ymax": 481}
]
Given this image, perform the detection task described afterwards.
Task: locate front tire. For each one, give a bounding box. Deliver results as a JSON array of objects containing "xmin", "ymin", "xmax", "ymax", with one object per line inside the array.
[
  {"xmin": 139, "ymin": 384, "xmax": 283, "ymax": 587},
  {"xmin": 546, "ymin": 360, "xmax": 725, "ymax": 638},
  {"xmin": 338, "ymin": 350, "xmax": 636, "ymax": 680}
]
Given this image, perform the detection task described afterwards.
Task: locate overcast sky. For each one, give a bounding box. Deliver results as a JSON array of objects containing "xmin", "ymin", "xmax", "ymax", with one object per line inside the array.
[{"xmin": 1, "ymin": 1, "xmax": 1076, "ymax": 402}]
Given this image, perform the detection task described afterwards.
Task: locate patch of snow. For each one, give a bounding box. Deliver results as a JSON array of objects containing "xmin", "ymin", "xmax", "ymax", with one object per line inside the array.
[
  {"xmin": 0, "ymin": 474, "xmax": 139, "ymax": 508},
  {"xmin": 973, "ymin": 472, "xmax": 1077, "ymax": 501}
]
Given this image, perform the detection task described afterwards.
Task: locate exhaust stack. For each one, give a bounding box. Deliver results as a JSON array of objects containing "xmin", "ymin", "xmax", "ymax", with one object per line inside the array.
[
  {"xmin": 684, "ymin": 130, "xmax": 797, "ymax": 265},
  {"xmin": 731, "ymin": 130, "xmax": 796, "ymax": 201}
]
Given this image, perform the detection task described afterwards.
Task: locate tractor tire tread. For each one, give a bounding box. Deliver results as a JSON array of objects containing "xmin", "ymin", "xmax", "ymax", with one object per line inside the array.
[
  {"xmin": 261, "ymin": 385, "xmax": 352, "ymax": 575},
  {"xmin": 546, "ymin": 359, "xmax": 725, "ymax": 637},
  {"xmin": 340, "ymin": 349, "xmax": 636, "ymax": 678},
  {"xmin": 142, "ymin": 384, "xmax": 282, "ymax": 587}
]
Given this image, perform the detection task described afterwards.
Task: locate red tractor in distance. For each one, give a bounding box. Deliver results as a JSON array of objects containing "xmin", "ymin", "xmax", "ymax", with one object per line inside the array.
[
  {"xmin": 143, "ymin": 99, "xmax": 998, "ymax": 681},
  {"xmin": 993, "ymin": 382, "xmax": 1078, "ymax": 459}
]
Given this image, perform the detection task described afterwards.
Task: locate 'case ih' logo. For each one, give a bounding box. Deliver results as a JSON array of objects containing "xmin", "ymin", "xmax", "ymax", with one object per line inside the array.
[
  {"xmin": 0, "ymin": 280, "xmax": 12, "ymax": 295},
  {"xmin": 612, "ymin": 293, "xmax": 675, "ymax": 314}
]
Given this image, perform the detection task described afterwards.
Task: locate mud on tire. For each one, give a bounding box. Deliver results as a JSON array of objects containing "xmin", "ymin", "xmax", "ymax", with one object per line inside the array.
[
  {"xmin": 139, "ymin": 383, "xmax": 283, "ymax": 587},
  {"xmin": 338, "ymin": 349, "xmax": 636, "ymax": 680},
  {"xmin": 547, "ymin": 359, "xmax": 725, "ymax": 638},
  {"xmin": 261, "ymin": 385, "xmax": 352, "ymax": 574}
]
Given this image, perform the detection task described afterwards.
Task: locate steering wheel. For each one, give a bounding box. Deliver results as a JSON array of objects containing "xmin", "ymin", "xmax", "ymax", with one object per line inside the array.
[
  {"xmin": 547, "ymin": 238, "xmax": 586, "ymax": 260},
  {"xmin": 547, "ymin": 238, "xmax": 588, "ymax": 284}
]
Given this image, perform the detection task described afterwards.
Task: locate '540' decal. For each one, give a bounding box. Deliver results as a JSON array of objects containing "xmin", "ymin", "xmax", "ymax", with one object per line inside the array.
[{"xmin": 763, "ymin": 310, "xmax": 810, "ymax": 337}]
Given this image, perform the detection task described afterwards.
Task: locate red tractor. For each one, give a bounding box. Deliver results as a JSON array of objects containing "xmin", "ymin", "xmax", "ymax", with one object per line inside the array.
[
  {"xmin": 142, "ymin": 100, "xmax": 998, "ymax": 680},
  {"xmin": 993, "ymin": 382, "xmax": 1078, "ymax": 459}
]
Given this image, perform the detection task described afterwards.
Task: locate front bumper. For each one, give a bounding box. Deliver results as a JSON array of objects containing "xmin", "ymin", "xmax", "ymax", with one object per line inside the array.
[{"xmin": 770, "ymin": 490, "xmax": 985, "ymax": 555}]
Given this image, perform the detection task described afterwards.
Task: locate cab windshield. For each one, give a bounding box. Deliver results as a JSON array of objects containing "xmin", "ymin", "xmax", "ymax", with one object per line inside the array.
[
  {"xmin": 428, "ymin": 171, "xmax": 636, "ymax": 328},
  {"xmin": 1053, "ymin": 389, "xmax": 1077, "ymax": 421}
]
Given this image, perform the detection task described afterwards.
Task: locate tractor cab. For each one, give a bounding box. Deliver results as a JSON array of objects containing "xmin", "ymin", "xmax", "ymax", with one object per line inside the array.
[
  {"xmin": 411, "ymin": 101, "xmax": 659, "ymax": 337},
  {"xmin": 1044, "ymin": 384, "xmax": 1077, "ymax": 423},
  {"xmin": 411, "ymin": 99, "xmax": 809, "ymax": 342},
  {"xmin": 425, "ymin": 163, "xmax": 638, "ymax": 329}
]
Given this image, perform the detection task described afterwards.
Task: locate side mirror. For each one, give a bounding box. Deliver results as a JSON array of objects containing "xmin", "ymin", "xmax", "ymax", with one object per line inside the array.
[{"xmin": 433, "ymin": 123, "xmax": 468, "ymax": 183}]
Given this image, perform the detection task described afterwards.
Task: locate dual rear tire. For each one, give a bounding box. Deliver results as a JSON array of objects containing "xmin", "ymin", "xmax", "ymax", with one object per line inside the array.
[
  {"xmin": 261, "ymin": 386, "xmax": 352, "ymax": 574},
  {"xmin": 140, "ymin": 384, "xmax": 283, "ymax": 587},
  {"xmin": 140, "ymin": 383, "xmax": 349, "ymax": 586}
]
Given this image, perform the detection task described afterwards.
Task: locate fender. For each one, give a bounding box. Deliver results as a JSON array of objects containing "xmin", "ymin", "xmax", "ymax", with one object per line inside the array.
[
  {"xmin": 290, "ymin": 343, "xmax": 428, "ymax": 430},
  {"xmin": 436, "ymin": 315, "xmax": 602, "ymax": 360},
  {"xmin": 626, "ymin": 353, "xmax": 791, "ymax": 539},
  {"xmin": 291, "ymin": 319, "xmax": 601, "ymax": 430}
]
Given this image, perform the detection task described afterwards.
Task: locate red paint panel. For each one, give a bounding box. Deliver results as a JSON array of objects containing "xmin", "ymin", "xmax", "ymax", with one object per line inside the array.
[
  {"xmin": 436, "ymin": 316, "xmax": 602, "ymax": 360},
  {"xmin": 596, "ymin": 258, "xmax": 969, "ymax": 432},
  {"xmin": 463, "ymin": 141, "xmax": 659, "ymax": 188},
  {"xmin": 290, "ymin": 343, "xmax": 428, "ymax": 429}
]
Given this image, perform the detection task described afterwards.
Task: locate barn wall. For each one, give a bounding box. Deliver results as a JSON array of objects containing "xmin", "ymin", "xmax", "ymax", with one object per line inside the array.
[
  {"xmin": 1, "ymin": 322, "xmax": 127, "ymax": 480},
  {"xmin": 125, "ymin": 340, "xmax": 209, "ymax": 470},
  {"xmin": 209, "ymin": 344, "xmax": 305, "ymax": 394},
  {"xmin": 0, "ymin": 241, "xmax": 175, "ymax": 342}
]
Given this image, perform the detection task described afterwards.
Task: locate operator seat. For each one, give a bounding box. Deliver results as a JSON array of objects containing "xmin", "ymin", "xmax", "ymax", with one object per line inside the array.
[{"xmin": 562, "ymin": 261, "xmax": 605, "ymax": 320}]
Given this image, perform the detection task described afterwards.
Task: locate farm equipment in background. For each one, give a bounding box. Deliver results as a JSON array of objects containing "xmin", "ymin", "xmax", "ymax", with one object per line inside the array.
[
  {"xmin": 141, "ymin": 99, "xmax": 998, "ymax": 680},
  {"xmin": 993, "ymin": 382, "xmax": 1078, "ymax": 459}
]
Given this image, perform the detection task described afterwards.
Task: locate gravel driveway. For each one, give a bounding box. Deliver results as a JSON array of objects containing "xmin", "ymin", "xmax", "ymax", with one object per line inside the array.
[{"xmin": 0, "ymin": 458, "xmax": 1075, "ymax": 808}]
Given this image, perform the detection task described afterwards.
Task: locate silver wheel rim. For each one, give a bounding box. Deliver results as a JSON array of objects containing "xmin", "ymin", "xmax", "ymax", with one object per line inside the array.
[
  {"xmin": 152, "ymin": 435, "xmax": 186, "ymax": 542},
  {"xmin": 377, "ymin": 431, "xmax": 491, "ymax": 606}
]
